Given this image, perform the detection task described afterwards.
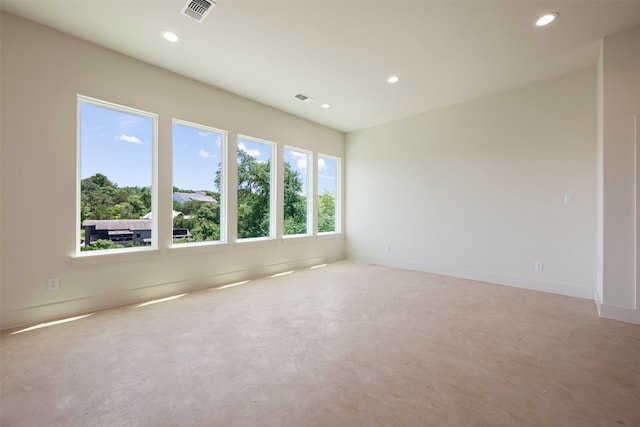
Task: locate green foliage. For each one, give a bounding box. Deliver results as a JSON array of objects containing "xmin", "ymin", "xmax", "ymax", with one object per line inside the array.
[
  {"xmin": 83, "ymin": 153, "xmax": 325, "ymax": 245},
  {"xmin": 318, "ymin": 192, "xmax": 336, "ymax": 232},
  {"xmin": 81, "ymin": 239, "xmax": 124, "ymax": 251},
  {"xmin": 180, "ymin": 200, "xmax": 205, "ymax": 216},
  {"xmin": 172, "ymin": 200, "xmax": 221, "ymax": 244},
  {"xmin": 172, "ymin": 185, "xmax": 223, "ymax": 243},
  {"xmin": 234, "ymin": 149, "xmax": 271, "ymax": 238},
  {"xmin": 193, "ymin": 221, "xmax": 220, "ymax": 241},
  {"xmin": 80, "ymin": 173, "xmax": 150, "ymax": 225},
  {"xmin": 283, "ymin": 161, "xmax": 307, "ymax": 235}
]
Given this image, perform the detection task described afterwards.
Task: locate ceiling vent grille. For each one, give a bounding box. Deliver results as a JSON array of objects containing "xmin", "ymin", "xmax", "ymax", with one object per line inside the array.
[
  {"xmin": 181, "ymin": 0, "xmax": 215, "ymax": 23},
  {"xmin": 294, "ymin": 93, "xmax": 312, "ymax": 102}
]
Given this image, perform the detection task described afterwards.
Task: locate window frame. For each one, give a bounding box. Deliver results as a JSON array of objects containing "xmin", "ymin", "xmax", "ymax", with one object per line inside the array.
[
  {"xmin": 171, "ymin": 118, "xmax": 228, "ymax": 248},
  {"xmin": 317, "ymin": 153, "xmax": 342, "ymax": 235},
  {"xmin": 76, "ymin": 95, "xmax": 158, "ymax": 257},
  {"xmin": 236, "ymin": 134, "xmax": 277, "ymax": 242},
  {"xmin": 283, "ymin": 145, "xmax": 313, "ymax": 238}
]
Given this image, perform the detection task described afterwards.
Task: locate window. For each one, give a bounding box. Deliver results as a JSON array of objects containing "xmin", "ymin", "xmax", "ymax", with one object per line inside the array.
[
  {"xmin": 172, "ymin": 120, "xmax": 226, "ymax": 245},
  {"xmin": 237, "ymin": 136, "xmax": 275, "ymax": 239},
  {"xmin": 317, "ymin": 154, "xmax": 340, "ymax": 233},
  {"xmin": 283, "ymin": 147, "xmax": 311, "ymax": 236},
  {"xmin": 77, "ymin": 96, "xmax": 157, "ymax": 253}
]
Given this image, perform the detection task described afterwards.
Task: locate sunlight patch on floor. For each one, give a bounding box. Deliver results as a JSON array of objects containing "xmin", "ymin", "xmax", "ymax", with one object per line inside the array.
[
  {"xmin": 11, "ymin": 313, "xmax": 95, "ymax": 335},
  {"xmin": 216, "ymin": 280, "xmax": 250, "ymax": 291},
  {"xmin": 136, "ymin": 293, "xmax": 188, "ymax": 308},
  {"xmin": 270, "ymin": 270, "xmax": 294, "ymax": 278}
]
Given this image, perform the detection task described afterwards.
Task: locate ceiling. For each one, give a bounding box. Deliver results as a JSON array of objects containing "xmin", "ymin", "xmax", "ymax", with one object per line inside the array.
[{"xmin": 2, "ymin": 1, "xmax": 640, "ymax": 133}]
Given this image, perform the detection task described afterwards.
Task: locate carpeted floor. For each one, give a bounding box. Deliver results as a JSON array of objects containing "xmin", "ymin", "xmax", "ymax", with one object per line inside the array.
[{"xmin": 1, "ymin": 261, "xmax": 639, "ymax": 426}]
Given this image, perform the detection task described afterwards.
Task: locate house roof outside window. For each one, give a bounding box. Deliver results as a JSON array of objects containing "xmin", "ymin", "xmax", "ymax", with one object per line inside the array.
[
  {"xmin": 173, "ymin": 192, "xmax": 216, "ymax": 204},
  {"xmin": 82, "ymin": 220, "xmax": 151, "ymax": 231}
]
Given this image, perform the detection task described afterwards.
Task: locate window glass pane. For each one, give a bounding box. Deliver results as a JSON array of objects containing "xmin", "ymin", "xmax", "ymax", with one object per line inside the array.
[
  {"xmin": 172, "ymin": 121, "xmax": 225, "ymax": 244},
  {"xmin": 237, "ymin": 137, "xmax": 273, "ymax": 239},
  {"xmin": 283, "ymin": 147, "xmax": 310, "ymax": 236},
  {"xmin": 79, "ymin": 98, "xmax": 155, "ymax": 252},
  {"xmin": 318, "ymin": 155, "xmax": 339, "ymax": 233}
]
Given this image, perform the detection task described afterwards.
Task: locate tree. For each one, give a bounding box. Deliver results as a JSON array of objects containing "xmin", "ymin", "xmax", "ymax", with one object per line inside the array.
[
  {"xmin": 283, "ymin": 161, "xmax": 307, "ymax": 235},
  {"xmin": 80, "ymin": 173, "xmax": 151, "ymax": 226},
  {"xmin": 318, "ymin": 192, "xmax": 335, "ymax": 232},
  {"xmin": 191, "ymin": 202, "xmax": 221, "ymax": 241},
  {"xmin": 215, "ymin": 149, "xmax": 307, "ymax": 239},
  {"xmin": 81, "ymin": 173, "xmax": 118, "ymax": 222},
  {"xmin": 180, "ymin": 200, "xmax": 204, "ymax": 216},
  {"xmin": 235, "ymin": 149, "xmax": 270, "ymax": 238},
  {"xmin": 81, "ymin": 239, "xmax": 122, "ymax": 251}
]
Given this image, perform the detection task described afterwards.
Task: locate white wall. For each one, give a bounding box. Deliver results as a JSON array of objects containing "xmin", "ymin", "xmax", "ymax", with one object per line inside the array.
[
  {"xmin": 346, "ymin": 69, "xmax": 597, "ymax": 299},
  {"xmin": 597, "ymin": 25, "xmax": 640, "ymax": 324},
  {"xmin": 0, "ymin": 13, "xmax": 345, "ymax": 329}
]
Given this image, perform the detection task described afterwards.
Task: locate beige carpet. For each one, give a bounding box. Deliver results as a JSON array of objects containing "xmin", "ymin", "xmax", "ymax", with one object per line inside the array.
[{"xmin": 1, "ymin": 261, "xmax": 639, "ymax": 426}]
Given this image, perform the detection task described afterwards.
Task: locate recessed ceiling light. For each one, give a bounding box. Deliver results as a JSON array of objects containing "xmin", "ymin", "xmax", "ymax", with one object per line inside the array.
[
  {"xmin": 387, "ymin": 75, "xmax": 400, "ymax": 84},
  {"xmin": 162, "ymin": 31, "xmax": 180, "ymax": 42},
  {"xmin": 535, "ymin": 12, "xmax": 558, "ymax": 27},
  {"xmin": 321, "ymin": 103, "xmax": 330, "ymax": 109}
]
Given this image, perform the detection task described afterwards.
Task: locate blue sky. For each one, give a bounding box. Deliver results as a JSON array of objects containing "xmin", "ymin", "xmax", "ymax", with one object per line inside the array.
[
  {"xmin": 240, "ymin": 138, "xmax": 337, "ymax": 196},
  {"xmin": 81, "ymin": 101, "xmax": 337, "ymax": 195},
  {"xmin": 237, "ymin": 137, "xmax": 270, "ymax": 163},
  {"xmin": 173, "ymin": 122, "xmax": 222, "ymax": 191},
  {"xmin": 284, "ymin": 147, "xmax": 309, "ymax": 196},
  {"xmin": 80, "ymin": 102, "xmax": 153, "ymax": 187},
  {"xmin": 317, "ymin": 155, "xmax": 337, "ymax": 196}
]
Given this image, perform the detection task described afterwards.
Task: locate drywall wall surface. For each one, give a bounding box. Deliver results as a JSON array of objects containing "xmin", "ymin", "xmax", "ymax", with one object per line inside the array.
[
  {"xmin": 0, "ymin": 13, "xmax": 344, "ymax": 329},
  {"xmin": 346, "ymin": 68, "xmax": 596, "ymax": 299},
  {"xmin": 599, "ymin": 25, "xmax": 640, "ymax": 322}
]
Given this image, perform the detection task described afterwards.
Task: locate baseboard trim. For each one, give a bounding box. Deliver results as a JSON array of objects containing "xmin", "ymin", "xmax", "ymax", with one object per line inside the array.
[
  {"xmin": 594, "ymin": 289, "xmax": 603, "ymax": 316},
  {"xmin": 1, "ymin": 255, "xmax": 341, "ymax": 331},
  {"xmin": 598, "ymin": 302, "xmax": 639, "ymax": 324},
  {"xmin": 349, "ymin": 255, "xmax": 595, "ymax": 300},
  {"xmin": 593, "ymin": 288, "xmax": 639, "ymax": 324}
]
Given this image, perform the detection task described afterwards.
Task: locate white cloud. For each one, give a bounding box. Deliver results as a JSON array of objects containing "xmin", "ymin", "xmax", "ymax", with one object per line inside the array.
[
  {"xmin": 117, "ymin": 133, "xmax": 142, "ymax": 144},
  {"xmin": 238, "ymin": 142, "xmax": 261, "ymax": 158},
  {"xmin": 198, "ymin": 131, "xmax": 212, "ymax": 137},
  {"xmin": 198, "ymin": 149, "xmax": 210, "ymax": 158},
  {"xmin": 318, "ymin": 158, "xmax": 327, "ymax": 171},
  {"xmin": 118, "ymin": 117, "xmax": 140, "ymax": 129},
  {"xmin": 289, "ymin": 151, "xmax": 308, "ymax": 170}
]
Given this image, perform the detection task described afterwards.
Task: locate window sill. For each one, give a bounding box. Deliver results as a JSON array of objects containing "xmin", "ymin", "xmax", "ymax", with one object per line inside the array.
[
  {"xmin": 169, "ymin": 241, "xmax": 228, "ymax": 256},
  {"xmin": 71, "ymin": 247, "xmax": 160, "ymax": 266},
  {"xmin": 317, "ymin": 232, "xmax": 343, "ymax": 240},
  {"xmin": 282, "ymin": 234, "xmax": 314, "ymax": 244},
  {"xmin": 234, "ymin": 237, "xmax": 277, "ymax": 248}
]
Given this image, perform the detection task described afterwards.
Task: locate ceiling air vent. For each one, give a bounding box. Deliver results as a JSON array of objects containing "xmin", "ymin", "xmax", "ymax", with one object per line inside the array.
[
  {"xmin": 181, "ymin": 0, "xmax": 215, "ymax": 23},
  {"xmin": 294, "ymin": 93, "xmax": 312, "ymax": 102}
]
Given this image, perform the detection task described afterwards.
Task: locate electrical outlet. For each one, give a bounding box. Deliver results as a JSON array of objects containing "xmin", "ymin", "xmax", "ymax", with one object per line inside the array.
[
  {"xmin": 564, "ymin": 192, "xmax": 574, "ymax": 203},
  {"xmin": 534, "ymin": 261, "xmax": 544, "ymax": 272},
  {"xmin": 384, "ymin": 244, "xmax": 391, "ymax": 253},
  {"xmin": 47, "ymin": 278, "xmax": 59, "ymax": 291}
]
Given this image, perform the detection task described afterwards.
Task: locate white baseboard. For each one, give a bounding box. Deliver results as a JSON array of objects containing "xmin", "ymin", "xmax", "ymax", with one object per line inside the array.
[
  {"xmin": 594, "ymin": 288, "xmax": 603, "ymax": 316},
  {"xmin": 594, "ymin": 288, "xmax": 639, "ymax": 324},
  {"xmin": 349, "ymin": 255, "xmax": 595, "ymax": 300},
  {"xmin": 350, "ymin": 255, "xmax": 640, "ymax": 324},
  {"xmin": 1, "ymin": 255, "xmax": 339, "ymax": 331},
  {"xmin": 598, "ymin": 302, "xmax": 639, "ymax": 324}
]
